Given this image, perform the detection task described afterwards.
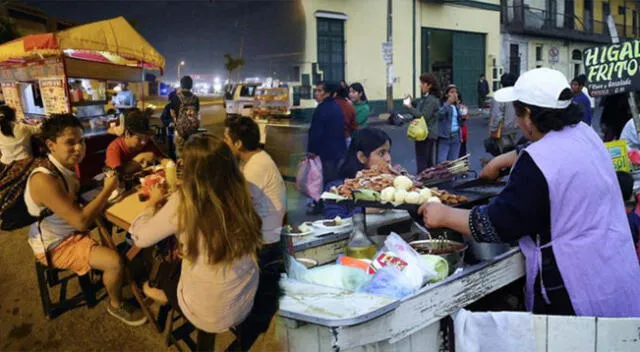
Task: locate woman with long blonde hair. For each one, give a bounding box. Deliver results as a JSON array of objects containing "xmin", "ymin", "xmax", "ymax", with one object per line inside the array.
[{"xmin": 130, "ymin": 133, "xmax": 262, "ymax": 336}]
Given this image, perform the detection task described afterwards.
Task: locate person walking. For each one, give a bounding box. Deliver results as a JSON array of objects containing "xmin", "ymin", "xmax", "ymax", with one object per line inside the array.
[
  {"xmin": 170, "ymin": 76, "xmax": 201, "ymax": 157},
  {"xmin": 486, "ymin": 73, "xmax": 521, "ymax": 156},
  {"xmin": 404, "ymin": 73, "xmax": 441, "ymax": 173}
]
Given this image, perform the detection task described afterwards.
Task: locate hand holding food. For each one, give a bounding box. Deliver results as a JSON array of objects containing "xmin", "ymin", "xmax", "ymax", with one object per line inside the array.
[{"xmin": 103, "ymin": 170, "xmax": 119, "ymax": 194}]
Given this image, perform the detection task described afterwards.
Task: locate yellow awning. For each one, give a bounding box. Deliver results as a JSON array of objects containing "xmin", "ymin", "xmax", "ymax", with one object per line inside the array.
[{"xmin": 0, "ymin": 17, "xmax": 165, "ymax": 72}]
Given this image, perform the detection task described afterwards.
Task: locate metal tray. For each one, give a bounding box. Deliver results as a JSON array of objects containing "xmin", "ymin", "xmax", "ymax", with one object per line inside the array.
[{"xmin": 324, "ymin": 190, "xmax": 492, "ymax": 212}]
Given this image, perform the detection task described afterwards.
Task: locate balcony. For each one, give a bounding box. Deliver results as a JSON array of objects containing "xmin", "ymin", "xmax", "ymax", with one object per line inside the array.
[{"xmin": 501, "ymin": 3, "xmax": 635, "ymax": 43}]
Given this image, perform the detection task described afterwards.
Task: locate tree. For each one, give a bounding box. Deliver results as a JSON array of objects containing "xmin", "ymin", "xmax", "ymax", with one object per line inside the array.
[{"xmin": 224, "ymin": 54, "xmax": 245, "ymax": 83}]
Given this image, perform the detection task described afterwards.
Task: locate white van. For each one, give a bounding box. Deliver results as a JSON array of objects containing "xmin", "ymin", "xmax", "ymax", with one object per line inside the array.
[{"xmin": 224, "ymin": 83, "xmax": 260, "ymax": 117}]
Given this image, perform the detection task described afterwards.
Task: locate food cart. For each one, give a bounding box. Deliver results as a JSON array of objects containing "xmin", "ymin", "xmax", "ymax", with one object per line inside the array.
[
  {"xmin": 0, "ymin": 16, "xmax": 164, "ymax": 131},
  {"xmin": 0, "ymin": 16, "xmax": 165, "ymax": 186}
]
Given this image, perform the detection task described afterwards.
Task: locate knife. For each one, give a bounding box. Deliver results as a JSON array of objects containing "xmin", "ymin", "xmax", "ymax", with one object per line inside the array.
[{"xmin": 453, "ymin": 168, "xmax": 510, "ymax": 189}]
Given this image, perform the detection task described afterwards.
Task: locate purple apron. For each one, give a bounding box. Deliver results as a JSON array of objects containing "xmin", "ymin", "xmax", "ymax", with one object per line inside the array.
[{"xmin": 520, "ymin": 122, "xmax": 640, "ymax": 317}]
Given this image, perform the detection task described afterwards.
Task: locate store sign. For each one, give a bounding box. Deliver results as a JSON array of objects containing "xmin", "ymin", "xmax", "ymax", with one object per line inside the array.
[
  {"xmin": 40, "ymin": 78, "xmax": 70, "ymax": 114},
  {"xmin": 1, "ymin": 82, "xmax": 24, "ymax": 120},
  {"xmin": 548, "ymin": 47, "xmax": 560, "ymax": 64},
  {"xmin": 583, "ymin": 39, "xmax": 640, "ymax": 96}
]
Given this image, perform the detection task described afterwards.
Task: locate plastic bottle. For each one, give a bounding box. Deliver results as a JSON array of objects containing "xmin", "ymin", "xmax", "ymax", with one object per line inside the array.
[
  {"xmin": 345, "ymin": 213, "xmax": 378, "ymax": 259},
  {"xmin": 165, "ymin": 160, "xmax": 177, "ymax": 192}
]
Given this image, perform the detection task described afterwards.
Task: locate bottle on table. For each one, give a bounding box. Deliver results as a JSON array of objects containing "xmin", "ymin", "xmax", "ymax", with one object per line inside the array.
[
  {"xmin": 345, "ymin": 212, "xmax": 378, "ymax": 259},
  {"xmin": 165, "ymin": 160, "xmax": 177, "ymax": 192}
]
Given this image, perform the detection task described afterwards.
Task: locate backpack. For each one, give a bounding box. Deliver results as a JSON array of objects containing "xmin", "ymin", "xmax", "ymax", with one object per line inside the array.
[
  {"xmin": 0, "ymin": 159, "xmax": 66, "ymax": 231},
  {"xmin": 175, "ymin": 91, "xmax": 200, "ymax": 138}
]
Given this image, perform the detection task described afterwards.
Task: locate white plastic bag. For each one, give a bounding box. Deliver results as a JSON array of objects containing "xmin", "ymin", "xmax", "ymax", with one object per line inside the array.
[
  {"xmin": 295, "ymin": 156, "xmax": 323, "ymax": 201},
  {"xmin": 370, "ymin": 233, "xmax": 437, "ymax": 290}
]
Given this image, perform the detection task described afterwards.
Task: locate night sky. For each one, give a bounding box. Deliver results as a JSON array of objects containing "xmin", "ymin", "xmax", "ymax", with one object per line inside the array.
[{"xmin": 23, "ymin": 0, "xmax": 306, "ymax": 82}]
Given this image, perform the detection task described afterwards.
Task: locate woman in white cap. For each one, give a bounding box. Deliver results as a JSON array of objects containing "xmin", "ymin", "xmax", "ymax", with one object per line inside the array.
[{"xmin": 418, "ymin": 68, "xmax": 640, "ymax": 317}]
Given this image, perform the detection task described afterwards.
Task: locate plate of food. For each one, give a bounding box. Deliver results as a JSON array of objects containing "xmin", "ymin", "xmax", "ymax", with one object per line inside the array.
[
  {"xmin": 312, "ymin": 216, "xmax": 352, "ymax": 231},
  {"xmin": 281, "ymin": 222, "xmax": 314, "ymax": 237}
]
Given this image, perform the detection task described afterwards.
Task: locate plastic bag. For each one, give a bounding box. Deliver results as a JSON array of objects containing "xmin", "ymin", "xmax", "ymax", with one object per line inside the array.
[
  {"xmin": 421, "ymin": 254, "xmax": 449, "ymax": 283},
  {"xmin": 286, "ymin": 254, "xmax": 371, "ymax": 291},
  {"xmin": 370, "ymin": 233, "xmax": 437, "ymax": 290},
  {"xmin": 302, "ymin": 265, "xmax": 371, "ymax": 291},
  {"xmin": 296, "ymin": 156, "xmax": 323, "ymax": 201},
  {"xmin": 407, "ymin": 116, "xmax": 429, "ymax": 142},
  {"xmin": 359, "ymin": 266, "xmax": 415, "ymax": 299}
]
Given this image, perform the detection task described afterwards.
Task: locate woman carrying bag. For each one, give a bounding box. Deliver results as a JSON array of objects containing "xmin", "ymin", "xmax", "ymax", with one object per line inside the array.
[{"xmin": 404, "ymin": 73, "xmax": 441, "ymax": 173}]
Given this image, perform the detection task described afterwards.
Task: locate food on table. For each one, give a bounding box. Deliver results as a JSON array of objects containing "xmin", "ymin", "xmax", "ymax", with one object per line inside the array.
[
  {"xmin": 393, "ymin": 175, "xmax": 413, "ymax": 191},
  {"xmin": 427, "ymin": 196, "xmax": 441, "ymax": 204},
  {"xmin": 327, "ymin": 163, "xmax": 469, "ymax": 206},
  {"xmin": 380, "ymin": 187, "xmax": 396, "ymax": 203},
  {"xmin": 416, "ymin": 155, "xmax": 470, "ymax": 184},
  {"xmin": 283, "ymin": 222, "xmax": 313, "ymax": 235},
  {"xmin": 320, "ymin": 216, "xmax": 346, "ymax": 227},
  {"xmin": 139, "ymin": 173, "xmax": 166, "ymax": 199}
]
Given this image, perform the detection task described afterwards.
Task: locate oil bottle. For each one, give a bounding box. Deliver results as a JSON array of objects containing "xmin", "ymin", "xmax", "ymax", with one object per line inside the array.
[{"xmin": 345, "ymin": 212, "xmax": 378, "ymax": 259}]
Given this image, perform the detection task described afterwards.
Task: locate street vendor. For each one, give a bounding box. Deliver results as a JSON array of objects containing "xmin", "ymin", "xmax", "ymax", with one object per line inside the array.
[
  {"xmin": 324, "ymin": 127, "xmax": 392, "ymax": 219},
  {"xmin": 418, "ymin": 68, "xmax": 640, "ymax": 317},
  {"xmin": 105, "ymin": 108, "xmax": 170, "ymax": 174}
]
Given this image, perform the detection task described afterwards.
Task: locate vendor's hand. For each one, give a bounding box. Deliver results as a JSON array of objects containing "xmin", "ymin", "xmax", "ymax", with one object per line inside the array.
[
  {"xmin": 103, "ymin": 171, "xmax": 119, "ymax": 194},
  {"xmin": 134, "ymin": 152, "xmax": 155, "ymax": 167},
  {"xmin": 418, "ymin": 202, "xmax": 449, "ymax": 229},
  {"xmin": 148, "ymin": 184, "xmax": 167, "ymax": 209},
  {"xmin": 479, "ymin": 162, "xmax": 502, "ymax": 181}
]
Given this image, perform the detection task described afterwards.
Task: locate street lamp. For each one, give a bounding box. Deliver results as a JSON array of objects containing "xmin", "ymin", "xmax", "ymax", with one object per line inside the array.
[{"xmin": 177, "ymin": 60, "xmax": 185, "ymax": 81}]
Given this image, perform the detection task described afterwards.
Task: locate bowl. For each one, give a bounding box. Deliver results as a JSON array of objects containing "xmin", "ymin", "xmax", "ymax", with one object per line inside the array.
[{"xmin": 410, "ymin": 239, "xmax": 468, "ymax": 275}]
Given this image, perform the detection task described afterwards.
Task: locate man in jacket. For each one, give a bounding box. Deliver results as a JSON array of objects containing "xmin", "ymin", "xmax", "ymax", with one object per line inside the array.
[{"xmin": 307, "ymin": 81, "xmax": 346, "ymax": 185}]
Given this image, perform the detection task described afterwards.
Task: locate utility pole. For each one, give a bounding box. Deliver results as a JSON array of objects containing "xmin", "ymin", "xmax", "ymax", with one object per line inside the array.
[
  {"xmin": 607, "ymin": 14, "xmax": 640, "ymax": 140},
  {"xmin": 386, "ymin": 0, "xmax": 393, "ymax": 113}
]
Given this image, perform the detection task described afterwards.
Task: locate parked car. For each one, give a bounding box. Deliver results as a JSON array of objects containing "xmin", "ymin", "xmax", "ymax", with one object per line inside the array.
[{"xmin": 224, "ymin": 83, "xmax": 260, "ymax": 117}]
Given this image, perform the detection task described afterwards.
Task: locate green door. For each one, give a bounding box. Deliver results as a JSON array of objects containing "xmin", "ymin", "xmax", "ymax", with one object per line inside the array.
[{"xmin": 452, "ymin": 32, "xmax": 485, "ymax": 107}]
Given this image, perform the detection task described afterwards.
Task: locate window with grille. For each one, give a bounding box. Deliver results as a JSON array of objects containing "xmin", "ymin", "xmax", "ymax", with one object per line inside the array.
[{"xmin": 316, "ymin": 17, "xmax": 345, "ymax": 83}]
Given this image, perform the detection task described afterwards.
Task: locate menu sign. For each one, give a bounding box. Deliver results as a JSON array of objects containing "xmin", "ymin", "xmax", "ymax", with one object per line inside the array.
[
  {"xmin": 1, "ymin": 82, "xmax": 24, "ymax": 120},
  {"xmin": 583, "ymin": 39, "xmax": 640, "ymax": 97},
  {"xmin": 39, "ymin": 78, "xmax": 70, "ymax": 114}
]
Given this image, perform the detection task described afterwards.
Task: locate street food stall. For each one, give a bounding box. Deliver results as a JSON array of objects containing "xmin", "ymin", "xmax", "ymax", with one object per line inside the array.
[
  {"xmin": 0, "ymin": 16, "xmax": 165, "ymax": 186},
  {"xmin": 0, "ymin": 16, "xmax": 164, "ymax": 132},
  {"xmin": 276, "ymin": 160, "xmax": 522, "ymax": 350}
]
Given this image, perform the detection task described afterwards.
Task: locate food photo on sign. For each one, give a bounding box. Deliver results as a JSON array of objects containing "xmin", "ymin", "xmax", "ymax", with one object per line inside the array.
[{"xmin": 583, "ymin": 39, "xmax": 640, "ymax": 97}]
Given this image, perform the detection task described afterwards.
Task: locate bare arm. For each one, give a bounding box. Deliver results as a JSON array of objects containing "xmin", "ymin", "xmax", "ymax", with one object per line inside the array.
[
  {"xmin": 31, "ymin": 172, "xmax": 117, "ymax": 231},
  {"xmin": 129, "ymin": 193, "xmax": 179, "ymax": 248},
  {"xmin": 418, "ymin": 203, "xmax": 472, "ymax": 237}
]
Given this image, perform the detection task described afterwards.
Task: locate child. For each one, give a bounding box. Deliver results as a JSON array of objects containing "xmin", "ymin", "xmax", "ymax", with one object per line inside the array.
[{"xmin": 616, "ymin": 171, "xmax": 640, "ymax": 261}]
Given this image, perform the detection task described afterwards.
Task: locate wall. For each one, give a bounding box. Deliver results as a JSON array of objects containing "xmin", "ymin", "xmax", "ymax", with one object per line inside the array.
[
  {"xmin": 417, "ymin": 2, "xmax": 501, "ymax": 95},
  {"xmin": 298, "ymin": 0, "xmax": 500, "ymax": 110}
]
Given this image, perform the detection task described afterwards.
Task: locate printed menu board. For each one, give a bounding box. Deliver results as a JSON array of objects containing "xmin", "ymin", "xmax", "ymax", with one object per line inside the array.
[
  {"xmin": 1, "ymin": 82, "xmax": 24, "ymax": 120},
  {"xmin": 39, "ymin": 78, "xmax": 70, "ymax": 114}
]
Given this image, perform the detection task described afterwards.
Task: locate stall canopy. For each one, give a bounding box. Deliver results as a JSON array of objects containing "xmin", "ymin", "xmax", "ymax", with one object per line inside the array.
[{"xmin": 0, "ymin": 16, "xmax": 165, "ymax": 73}]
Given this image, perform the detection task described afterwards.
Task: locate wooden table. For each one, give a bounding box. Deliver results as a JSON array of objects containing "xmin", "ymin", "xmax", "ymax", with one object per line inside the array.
[{"xmin": 96, "ymin": 188, "xmax": 161, "ymax": 332}]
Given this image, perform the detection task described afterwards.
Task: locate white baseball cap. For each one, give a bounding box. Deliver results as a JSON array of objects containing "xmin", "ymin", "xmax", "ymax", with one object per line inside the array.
[{"xmin": 494, "ymin": 68, "xmax": 571, "ymax": 109}]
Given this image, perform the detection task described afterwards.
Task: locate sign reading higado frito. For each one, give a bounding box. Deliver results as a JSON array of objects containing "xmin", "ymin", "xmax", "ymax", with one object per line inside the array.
[
  {"xmin": 583, "ymin": 39, "xmax": 640, "ymax": 96},
  {"xmin": 39, "ymin": 78, "xmax": 70, "ymax": 114},
  {"xmin": 1, "ymin": 82, "xmax": 25, "ymax": 120}
]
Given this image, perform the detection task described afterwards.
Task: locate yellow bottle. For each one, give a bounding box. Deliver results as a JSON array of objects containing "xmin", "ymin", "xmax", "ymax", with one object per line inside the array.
[{"xmin": 345, "ymin": 213, "xmax": 378, "ymax": 259}]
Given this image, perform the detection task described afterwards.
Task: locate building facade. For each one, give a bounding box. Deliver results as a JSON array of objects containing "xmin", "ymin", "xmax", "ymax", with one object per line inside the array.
[
  {"xmin": 293, "ymin": 0, "xmax": 501, "ymax": 115},
  {"xmin": 501, "ymin": 0, "xmax": 640, "ymax": 80},
  {"xmin": 0, "ymin": 3, "xmax": 75, "ymax": 36}
]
